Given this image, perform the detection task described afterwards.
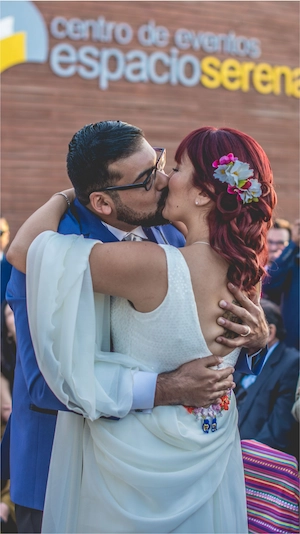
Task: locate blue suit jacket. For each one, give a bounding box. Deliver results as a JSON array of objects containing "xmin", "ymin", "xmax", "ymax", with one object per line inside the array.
[{"xmin": 2, "ymin": 200, "xmax": 185, "ymax": 510}]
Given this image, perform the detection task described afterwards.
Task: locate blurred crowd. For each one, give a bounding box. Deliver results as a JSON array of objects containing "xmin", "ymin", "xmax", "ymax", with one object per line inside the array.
[
  {"xmin": 1, "ymin": 217, "xmax": 16, "ymax": 532},
  {"xmin": 0, "ymin": 215, "xmax": 299, "ymax": 533},
  {"xmin": 234, "ymin": 217, "xmax": 300, "ymax": 455}
]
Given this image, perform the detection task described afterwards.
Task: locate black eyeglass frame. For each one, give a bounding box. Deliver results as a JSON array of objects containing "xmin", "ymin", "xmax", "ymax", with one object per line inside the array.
[{"xmin": 95, "ymin": 147, "xmax": 166, "ymax": 193}]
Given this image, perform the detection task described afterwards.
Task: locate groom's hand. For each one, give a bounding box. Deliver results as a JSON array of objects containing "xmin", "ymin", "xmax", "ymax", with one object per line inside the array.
[
  {"xmin": 216, "ymin": 283, "xmax": 268, "ymax": 355},
  {"xmin": 154, "ymin": 355, "xmax": 234, "ymax": 408}
]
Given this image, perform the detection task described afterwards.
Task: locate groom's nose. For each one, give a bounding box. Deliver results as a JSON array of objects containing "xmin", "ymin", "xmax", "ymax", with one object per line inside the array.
[{"xmin": 155, "ymin": 169, "xmax": 169, "ymax": 190}]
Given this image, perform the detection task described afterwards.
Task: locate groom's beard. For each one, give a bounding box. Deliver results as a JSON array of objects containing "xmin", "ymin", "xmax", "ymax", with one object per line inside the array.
[{"xmin": 114, "ymin": 188, "xmax": 170, "ymax": 227}]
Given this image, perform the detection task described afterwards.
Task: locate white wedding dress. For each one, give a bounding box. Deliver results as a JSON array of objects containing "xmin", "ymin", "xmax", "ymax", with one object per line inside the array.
[{"xmin": 26, "ymin": 231, "xmax": 248, "ymax": 534}]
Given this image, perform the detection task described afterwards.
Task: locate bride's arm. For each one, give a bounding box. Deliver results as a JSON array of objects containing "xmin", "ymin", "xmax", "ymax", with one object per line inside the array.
[
  {"xmin": 6, "ymin": 189, "xmax": 75, "ymax": 273},
  {"xmin": 8, "ymin": 188, "xmax": 167, "ymax": 309},
  {"xmin": 88, "ymin": 239, "xmax": 167, "ymax": 309}
]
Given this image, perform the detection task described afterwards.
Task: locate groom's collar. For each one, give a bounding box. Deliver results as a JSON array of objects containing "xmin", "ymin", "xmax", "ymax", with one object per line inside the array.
[
  {"xmin": 73, "ymin": 199, "xmax": 147, "ymax": 242},
  {"xmin": 101, "ymin": 222, "xmax": 147, "ymax": 241}
]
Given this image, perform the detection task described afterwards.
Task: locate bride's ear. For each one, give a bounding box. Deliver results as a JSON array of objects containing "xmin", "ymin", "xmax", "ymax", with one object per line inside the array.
[
  {"xmin": 195, "ymin": 190, "xmax": 211, "ymax": 207},
  {"xmin": 89, "ymin": 192, "xmax": 113, "ymax": 216}
]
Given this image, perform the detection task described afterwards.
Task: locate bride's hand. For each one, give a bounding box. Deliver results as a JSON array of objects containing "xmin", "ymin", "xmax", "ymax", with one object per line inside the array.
[{"xmin": 215, "ymin": 283, "xmax": 268, "ymax": 354}]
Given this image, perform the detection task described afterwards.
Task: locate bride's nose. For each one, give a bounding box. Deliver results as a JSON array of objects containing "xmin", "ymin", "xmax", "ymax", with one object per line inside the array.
[{"xmin": 155, "ymin": 169, "xmax": 169, "ymax": 190}]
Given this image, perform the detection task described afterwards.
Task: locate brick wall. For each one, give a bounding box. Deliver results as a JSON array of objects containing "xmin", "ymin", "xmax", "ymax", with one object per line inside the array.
[{"xmin": 1, "ymin": 1, "xmax": 299, "ymax": 238}]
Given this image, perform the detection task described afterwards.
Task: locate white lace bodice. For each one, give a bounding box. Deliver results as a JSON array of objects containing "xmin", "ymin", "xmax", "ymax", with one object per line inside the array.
[{"xmin": 111, "ymin": 245, "xmax": 240, "ymax": 373}]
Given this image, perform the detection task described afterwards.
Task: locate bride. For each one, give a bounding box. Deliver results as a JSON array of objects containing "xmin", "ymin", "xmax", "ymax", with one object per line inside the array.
[{"xmin": 10, "ymin": 126, "xmax": 275, "ymax": 533}]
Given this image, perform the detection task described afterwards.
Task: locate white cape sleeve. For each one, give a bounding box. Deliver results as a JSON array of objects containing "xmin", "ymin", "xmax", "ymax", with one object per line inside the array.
[{"xmin": 26, "ymin": 230, "xmax": 138, "ymax": 419}]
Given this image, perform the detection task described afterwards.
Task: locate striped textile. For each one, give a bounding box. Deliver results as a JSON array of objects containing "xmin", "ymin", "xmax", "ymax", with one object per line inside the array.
[{"xmin": 241, "ymin": 440, "xmax": 299, "ymax": 533}]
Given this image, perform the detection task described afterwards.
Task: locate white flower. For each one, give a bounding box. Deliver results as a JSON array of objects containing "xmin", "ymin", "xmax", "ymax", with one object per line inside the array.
[
  {"xmin": 213, "ymin": 159, "xmax": 254, "ymax": 186},
  {"xmin": 238, "ymin": 179, "xmax": 262, "ymax": 204},
  {"xmin": 213, "ymin": 164, "xmax": 233, "ymax": 183},
  {"xmin": 229, "ymin": 160, "xmax": 254, "ymax": 184},
  {"xmin": 212, "ymin": 154, "xmax": 261, "ymax": 204}
]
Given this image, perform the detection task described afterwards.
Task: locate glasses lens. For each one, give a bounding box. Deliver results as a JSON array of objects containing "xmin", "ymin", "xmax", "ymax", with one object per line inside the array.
[
  {"xmin": 158, "ymin": 149, "xmax": 166, "ymax": 171},
  {"xmin": 154, "ymin": 148, "xmax": 166, "ymax": 172}
]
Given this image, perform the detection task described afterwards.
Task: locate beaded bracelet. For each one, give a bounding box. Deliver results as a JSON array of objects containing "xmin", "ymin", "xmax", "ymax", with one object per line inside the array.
[{"xmin": 53, "ymin": 192, "xmax": 71, "ymax": 207}]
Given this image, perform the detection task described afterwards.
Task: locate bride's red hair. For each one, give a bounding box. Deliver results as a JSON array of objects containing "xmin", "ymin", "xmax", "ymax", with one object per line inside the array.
[{"xmin": 175, "ymin": 127, "xmax": 277, "ymax": 291}]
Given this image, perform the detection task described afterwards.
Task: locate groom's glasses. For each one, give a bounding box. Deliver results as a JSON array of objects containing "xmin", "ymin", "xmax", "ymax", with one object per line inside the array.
[{"xmin": 96, "ymin": 147, "xmax": 166, "ymax": 193}]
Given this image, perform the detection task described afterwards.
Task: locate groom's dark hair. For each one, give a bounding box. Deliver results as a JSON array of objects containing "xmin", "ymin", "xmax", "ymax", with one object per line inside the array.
[{"xmin": 67, "ymin": 120, "xmax": 144, "ymax": 205}]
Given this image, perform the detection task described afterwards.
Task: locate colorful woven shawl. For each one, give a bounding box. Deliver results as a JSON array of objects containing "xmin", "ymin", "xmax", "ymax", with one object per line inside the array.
[{"xmin": 241, "ymin": 439, "xmax": 299, "ymax": 533}]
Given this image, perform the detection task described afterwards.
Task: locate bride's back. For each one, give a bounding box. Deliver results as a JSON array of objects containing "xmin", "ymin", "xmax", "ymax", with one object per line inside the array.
[
  {"xmin": 180, "ymin": 243, "xmax": 237, "ymax": 358},
  {"xmin": 111, "ymin": 243, "xmax": 238, "ymax": 372}
]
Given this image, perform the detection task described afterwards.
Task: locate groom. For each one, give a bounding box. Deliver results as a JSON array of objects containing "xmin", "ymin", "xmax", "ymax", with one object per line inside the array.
[{"xmin": 5, "ymin": 120, "xmax": 268, "ymax": 533}]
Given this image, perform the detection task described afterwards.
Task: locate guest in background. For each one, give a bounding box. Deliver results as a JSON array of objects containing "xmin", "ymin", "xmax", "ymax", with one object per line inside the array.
[
  {"xmin": 1, "ymin": 301, "xmax": 17, "ymax": 533},
  {"xmin": 263, "ymin": 219, "xmax": 300, "ymax": 349},
  {"xmin": 0, "ymin": 218, "xmax": 12, "ymax": 304},
  {"xmin": 235, "ymin": 298, "xmax": 299, "ymax": 459},
  {"xmin": 1, "ymin": 301, "xmax": 16, "ymax": 394},
  {"xmin": 266, "ymin": 218, "xmax": 291, "ymax": 268},
  {"xmin": 1, "ymin": 300, "xmax": 16, "ymax": 425},
  {"xmin": 0, "ymin": 373, "xmax": 11, "ymax": 431},
  {"xmin": 291, "ymin": 376, "xmax": 300, "ymax": 424}
]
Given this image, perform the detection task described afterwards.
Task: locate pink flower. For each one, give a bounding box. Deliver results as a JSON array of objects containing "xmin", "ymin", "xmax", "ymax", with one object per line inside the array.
[
  {"xmin": 227, "ymin": 179, "xmax": 253, "ymax": 202},
  {"xmin": 227, "ymin": 185, "xmax": 242, "ymax": 198},
  {"xmin": 219, "ymin": 153, "xmax": 237, "ymax": 165},
  {"xmin": 227, "ymin": 185, "xmax": 237, "ymax": 195},
  {"xmin": 241, "ymin": 180, "xmax": 251, "ymax": 190},
  {"xmin": 227, "ymin": 186, "xmax": 242, "ymax": 202},
  {"xmin": 212, "ymin": 153, "xmax": 237, "ymax": 168}
]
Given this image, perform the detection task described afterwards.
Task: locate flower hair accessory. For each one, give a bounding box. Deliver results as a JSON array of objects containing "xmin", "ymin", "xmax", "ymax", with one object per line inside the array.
[{"xmin": 212, "ymin": 153, "xmax": 262, "ymax": 204}]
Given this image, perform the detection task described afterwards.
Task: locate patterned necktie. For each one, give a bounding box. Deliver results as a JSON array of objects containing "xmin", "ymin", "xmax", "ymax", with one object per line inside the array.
[{"xmin": 122, "ymin": 233, "xmax": 146, "ymax": 242}]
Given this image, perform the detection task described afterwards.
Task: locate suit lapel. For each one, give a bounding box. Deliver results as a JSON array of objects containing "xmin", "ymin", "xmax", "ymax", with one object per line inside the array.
[{"xmin": 238, "ymin": 343, "xmax": 284, "ymax": 425}]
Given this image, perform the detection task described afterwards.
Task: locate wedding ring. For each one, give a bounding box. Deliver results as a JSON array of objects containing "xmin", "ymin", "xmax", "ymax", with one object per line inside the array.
[{"xmin": 240, "ymin": 326, "xmax": 251, "ymax": 337}]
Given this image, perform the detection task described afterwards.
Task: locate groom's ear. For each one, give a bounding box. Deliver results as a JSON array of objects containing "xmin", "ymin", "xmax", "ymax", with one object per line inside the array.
[{"xmin": 89, "ymin": 192, "xmax": 114, "ymax": 216}]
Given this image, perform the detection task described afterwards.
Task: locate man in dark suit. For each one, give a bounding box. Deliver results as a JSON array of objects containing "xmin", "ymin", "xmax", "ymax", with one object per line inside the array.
[
  {"xmin": 4, "ymin": 121, "xmax": 269, "ymax": 532},
  {"xmin": 263, "ymin": 219, "xmax": 300, "ymax": 350},
  {"xmin": 235, "ymin": 298, "xmax": 299, "ymax": 459}
]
